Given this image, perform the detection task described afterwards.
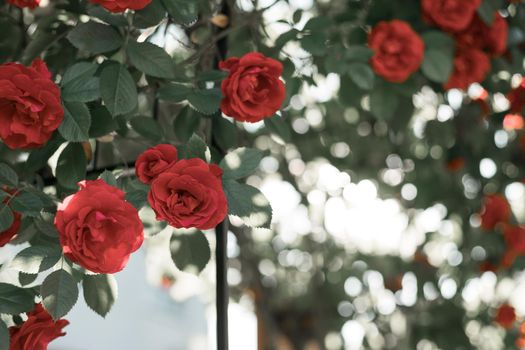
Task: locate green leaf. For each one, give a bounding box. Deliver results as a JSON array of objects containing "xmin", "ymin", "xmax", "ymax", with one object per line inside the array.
[
  {"xmin": 9, "ymin": 191, "xmax": 44, "ymax": 217},
  {"xmin": 62, "ymin": 77, "xmax": 100, "ymax": 103},
  {"xmin": 134, "ymin": 0, "xmax": 166, "ymax": 28},
  {"xmin": 345, "ymin": 46, "xmax": 374, "ymax": 62},
  {"xmin": 0, "ymin": 204, "xmax": 14, "ymax": 232},
  {"xmin": 100, "ymin": 62, "xmax": 138, "ymax": 117},
  {"xmin": 169, "ymin": 230, "xmax": 211, "ymax": 274},
  {"xmin": 212, "ymin": 117, "xmax": 237, "ymax": 151},
  {"xmin": 264, "ymin": 115, "xmax": 291, "ymax": 143},
  {"xmin": 0, "ymin": 283, "xmax": 34, "ymax": 314},
  {"xmin": 0, "ymin": 15, "xmax": 22, "ymax": 63},
  {"xmin": 348, "ymin": 63, "xmax": 375, "ymax": 90},
  {"xmin": 220, "ymin": 148, "xmax": 264, "ymax": 180},
  {"xmin": 478, "ymin": 0, "xmax": 497, "ymax": 25},
  {"xmin": 19, "ymin": 272, "xmax": 38, "ymax": 286},
  {"xmin": 421, "ymin": 31, "xmax": 455, "ymax": 53},
  {"xmin": 125, "ymin": 188, "xmax": 148, "ymax": 209},
  {"xmin": 161, "ymin": 0, "xmax": 198, "ymax": 25},
  {"xmin": 187, "ymin": 88, "xmax": 222, "ymax": 115},
  {"xmin": 158, "ymin": 83, "xmax": 192, "ymax": 103},
  {"xmin": 0, "ymin": 163, "xmax": 18, "ymax": 187},
  {"xmin": 89, "ymin": 106, "xmax": 118, "ymax": 138},
  {"xmin": 33, "ymin": 218, "xmax": 59, "ymax": 237},
  {"xmin": 58, "ymin": 101, "xmax": 91, "ymax": 142},
  {"xmin": 130, "ymin": 116, "xmax": 163, "ymax": 141},
  {"xmin": 61, "ymin": 62, "xmax": 98, "ymax": 86},
  {"xmin": 87, "ymin": 6, "xmax": 128, "ymax": 27},
  {"xmin": 82, "ymin": 274, "xmax": 118, "ymax": 318},
  {"xmin": 127, "ymin": 41, "xmax": 174, "ymax": 78},
  {"xmin": 99, "ymin": 170, "xmax": 118, "ymax": 187},
  {"xmin": 300, "ymin": 32, "xmax": 326, "ymax": 55},
  {"xmin": 41, "ymin": 269, "xmax": 79, "ymax": 320},
  {"xmin": 25, "ymin": 135, "xmax": 64, "ymax": 172},
  {"xmin": 180, "ymin": 133, "xmax": 207, "ymax": 160},
  {"xmin": 56, "ymin": 143, "xmax": 87, "ymax": 189},
  {"xmin": 195, "ymin": 70, "xmax": 228, "ymax": 82},
  {"xmin": 0, "ymin": 319, "xmax": 9, "ymax": 350},
  {"xmin": 223, "ymin": 180, "xmax": 272, "ymax": 229},
  {"xmin": 67, "ymin": 21, "xmax": 123, "ymax": 54},
  {"xmin": 369, "ymin": 84, "xmax": 399, "ymax": 120},
  {"xmin": 10, "ymin": 245, "xmax": 62, "ymax": 274},
  {"xmin": 421, "ymin": 49, "xmax": 453, "ymax": 83},
  {"xmin": 173, "ymin": 106, "xmax": 201, "ymax": 142}
]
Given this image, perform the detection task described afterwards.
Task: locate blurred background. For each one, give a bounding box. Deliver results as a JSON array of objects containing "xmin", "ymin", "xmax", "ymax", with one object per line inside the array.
[{"xmin": 3, "ymin": 0, "xmax": 525, "ymax": 348}]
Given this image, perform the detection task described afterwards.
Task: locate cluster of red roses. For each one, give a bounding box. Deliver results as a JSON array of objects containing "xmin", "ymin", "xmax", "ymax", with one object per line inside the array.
[
  {"xmin": 368, "ymin": 0, "xmax": 508, "ymax": 90},
  {"xmin": 478, "ymin": 194, "xmax": 525, "ymax": 270}
]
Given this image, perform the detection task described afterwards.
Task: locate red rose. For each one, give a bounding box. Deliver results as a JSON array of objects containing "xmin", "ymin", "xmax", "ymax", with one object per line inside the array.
[
  {"xmin": 0, "ymin": 59, "xmax": 63, "ymax": 149},
  {"xmin": 220, "ymin": 52, "xmax": 285, "ymax": 123},
  {"xmin": 54, "ymin": 179, "xmax": 144, "ymax": 274},
  {"xmin": 135, "ymin": 144, "xmax": 178, "ymax": 184},
  {"xmin": 6, "ymin": 0, "xmax": 39, "ymax": 8},
  {"xmin": 0, "ymin": 189, "xmax": 21, "ymax": 247},
  {"xmin": 508, "ymin": 79, "xmax": 525, "ymax": 113},
  {"xmin": 148, "ymin": 158, "xmax": 227, "ymax": 230},
  {"xmin": 444, "ymin": 48, "xmax": 490, "ymax": 90},
  {"xmin": 422, "ymin": 0, "xmax": 482, "ymax": 33},
  {"xmin": 479, "ymin": 194, "xmax": 511, "ymax": 231},
  {"xmin": 88, "ymin": 0, "xmax": 151, "ymax": 12},
  {"xmin": 456, "ymin": 14, "xmax": 508, "ymax": 56},
  {"xmin": 9, "ymin": 303, "xmax": 68, "ymax": 350},
  {"xmin": 495, "ymin": 304, "xmax": 516, "ymax": 329},
  {"xmin": 368, "ymin": 20, "xmax": 424, "ymax": 83},
  {"xmin": 504, "ymin": 225, "xmax": 525, "ymax": 254}
]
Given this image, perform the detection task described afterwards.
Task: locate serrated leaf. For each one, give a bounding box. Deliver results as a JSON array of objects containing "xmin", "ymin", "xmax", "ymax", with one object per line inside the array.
[
  {"xmin": 62, "ymin": 77, "xmax": 100, "ymax": 103},
  {"xmin": 99, "ymin": 170, "xmax": 118, "ymax": 187},
  {"xmin": 125, "ymin": 189, "xmax": 148, "ymax": 209},
  {"xmin": 161, "ymin": 0, "xmax": 198, "ymax": 25},
  {"xmin": 134, "ymin": 0, "xmax": 166, "ymax": 29},
  {"xmin": 61, "ymin": 62, "xmax": 98, "ymax": 86},
  {"xmin": 169, "ymin": 230, "xmax": 211, "ymax": 274},
  {"xmin": 130, "ymin": 116, "xmax": 162, "ymax": 141},
  {"xmin": 0, "ymin": 163, "xmax": 18, "ymax": 188},
  {"xmin": 9, "ymin": 191, "xmax": 44, "ymax": 217},
  {"xmin": 41, "ymin": 269, "xmax": 79, "ymax": 320},
  {"xmin": 100, "ymin": 62, "xmax": 138, "ymax": 117},
  {"xmin": 55, "ymin": 143, "xmax": 87, "ymax": 189},
  {"xmin": 180, "ymin": 133, "xmax": 207, "ymax": 160},
  {"xmin": 19, "ymin": 272, "xmax": 38, "ymax": 286},
  {"xmin": 89, "ymin": 106, "xmax": 118, "ymax": 138},
  {"xmin": 87, "ymin": 6, "xmax": 128, "ymax": 27},
  {"xmin": 223, "ymin": 180, "xmax": 272, "ymax": 229},
  {"xmin": 58, "ymin": 101, "xmax": 91, "ymax": 142},
  {"xmin": 220, "ymin": 148, "xmax": 264, "ymax": 180},
  {"xmin": 67, "ymin": 21, "xmax": 123, "ymax": 54},
  {"xmin": 0, "ymin": 204, "xmax": 13, "ymax": 232},
  {"xmin": 264, "ymin": 115, "xmax": 291, "ymax": 143},
  {"xmin": 158, "ymin": 83, "xmax": 192, "ymax": 103},
  {"xmin": 10, "ymin": 245, "xmax": 62, "ymax": 274},
  {"xmin": 82, "ymin": 274, "xmax": 118, "ymax": 318},
  {"xmin": 0, "ymin": 283, "xmax": 34, "ymax": 314},
  {"xmin": 173, "ymin": 106, "xmax": 201, "ymax": 142},
  {"xmin": 127, "ymin": 41, "xmax": 174, "ymax": 78},
  {"xmin": 187, "ymin": 88, "xmax": 222, "ymax": 115},
  {"xmin": 34, "ymin": 218, "xmax": 59, "ymax": 237}
]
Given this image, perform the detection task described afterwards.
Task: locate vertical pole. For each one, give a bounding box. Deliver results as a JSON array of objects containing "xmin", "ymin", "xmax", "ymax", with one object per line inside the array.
[
  {"xmin": 215, "ymin": 220, "xmax": 229, "ymax": 350},
  {"xmin": 214, "ymin": 1, "xmax": 230, "ymax": 349}
]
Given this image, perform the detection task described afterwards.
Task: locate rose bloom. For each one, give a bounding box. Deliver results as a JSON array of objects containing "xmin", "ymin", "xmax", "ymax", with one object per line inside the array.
[
  {"xmin": 0, "ymin": 59, "xmax": 63, "ymax": 149},
  {"xmin": 368, "ymin": 20, "xmax": 424, "ymax": 83},
  {"xmin": 507, "ymin": 79, "xmax": 525, "ymax": 114},
  {"xmin": 220, "ymin": 52, "xmax": 285, "ymax": 123},
  {"xmin": 89, "ymin": 0, "xmax": 151, "ymax": 12},
  {"xmin": 495, "ymin": 304, "xmax": 516, "ymax": 329},
  {"xmin": 444, "ymin": 48, "xmax": 490, "ymax": 90},
  {"xmin": 9, "ymin": 304, "xmax": 68, "ymax": 350},
  {"xmin": 504, "ymin": 225, "xmax": 525, "ymax": 254},
  {"xmin": 148, "ymin": 158, "xmax": 227, "ymax": 230},
  {"xmin": 135, "ymin": 144, "xmax": 178, "ymax": 184},
  {"xmin": 55, "ymin": 180, "xmax": 144, "ymax": 274},
  {"xmin": 6, "ymin": 0, "xmax": 39, "ymax": 8},
  {"xmin": 480, "ymin": 194, "xmax": 511, "ymax": 231},
  {"xmin": 422, "ymin": 0, "xmax": 482, "ymax": 33},
  {"xmin": 456, "ymin": 14, "xmax": 508, "ymax": 56},
  {"xmin": 0, "ymin": 189, "xmax": 21, "ymax": 247}
]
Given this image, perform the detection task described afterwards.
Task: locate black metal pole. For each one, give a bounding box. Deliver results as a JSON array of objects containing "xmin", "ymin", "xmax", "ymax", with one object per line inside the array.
[{"xmin": 213, "ymin": 1, "xmax": 230, "ymax": 349}]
